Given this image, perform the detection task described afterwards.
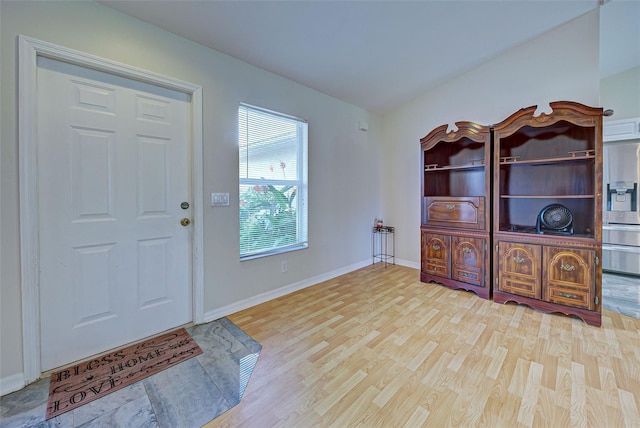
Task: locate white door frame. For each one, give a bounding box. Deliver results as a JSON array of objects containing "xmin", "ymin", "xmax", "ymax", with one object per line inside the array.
[{"xmin": 18, "ymin": 35, "xmax": 205, "ymax": 383}]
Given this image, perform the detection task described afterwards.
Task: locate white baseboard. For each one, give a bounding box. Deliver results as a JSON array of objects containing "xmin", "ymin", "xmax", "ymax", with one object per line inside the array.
[
  {"xmin": 394, "ymin": 258, "xmax": 420, "ymax": 270},
  {"xmin": 0, "ymin": 373, "xmax": 25, "ymax": 397},
  {"xmin": 203, "ymin": 259, "xmax": 371, "ymax": 323}
]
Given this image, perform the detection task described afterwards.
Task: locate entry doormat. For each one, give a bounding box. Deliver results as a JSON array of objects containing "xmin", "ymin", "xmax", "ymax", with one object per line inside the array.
[{"xmin": 46, "ymin": 327, "xmax": 202, "ymax": 419}]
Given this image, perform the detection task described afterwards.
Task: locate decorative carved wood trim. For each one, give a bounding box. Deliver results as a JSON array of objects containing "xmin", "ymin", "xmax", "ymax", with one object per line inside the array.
[{"xmin": 420, "ymin": 121, "xmax": 490, "ymax": 150}]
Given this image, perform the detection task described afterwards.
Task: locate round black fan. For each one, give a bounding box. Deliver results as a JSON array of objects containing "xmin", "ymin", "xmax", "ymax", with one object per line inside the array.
[{"xmin": 536, "ymin": 204, "xmax": 573, "ymax": 235}]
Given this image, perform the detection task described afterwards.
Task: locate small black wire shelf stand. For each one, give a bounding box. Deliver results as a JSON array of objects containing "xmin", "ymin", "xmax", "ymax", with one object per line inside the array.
[{"xmin": 371, "ymin": 226, "xmax": 395, "ymax": 267}]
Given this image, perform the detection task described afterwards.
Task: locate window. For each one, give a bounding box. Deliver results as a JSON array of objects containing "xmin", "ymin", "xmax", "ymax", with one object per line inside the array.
[{"xmin": 239, "ymin": 104, "xmax": 308, "ymax": 259}]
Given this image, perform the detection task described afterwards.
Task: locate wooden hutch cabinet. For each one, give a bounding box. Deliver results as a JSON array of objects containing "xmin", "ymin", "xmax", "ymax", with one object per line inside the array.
[
  {"xmin": 420, "ymin": 122, "xmax": 492, "ymax": 299},
  {"xmin": 492, "ymin": 101, "xmax": 603, "ymax": 326}
]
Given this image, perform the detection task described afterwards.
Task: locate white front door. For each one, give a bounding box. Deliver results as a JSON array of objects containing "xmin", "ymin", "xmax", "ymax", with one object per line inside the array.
[{"xmin": 37, "ymin": 57, "xmax": 193, "ymax": 371}]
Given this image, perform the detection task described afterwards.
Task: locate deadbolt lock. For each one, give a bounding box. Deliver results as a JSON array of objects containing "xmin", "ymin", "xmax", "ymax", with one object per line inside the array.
[
  {"xmin": 181, "ymin": 202, "xmax": 190, "ymax": 210},
  {"xmin": 180, "ymin": 218, "xmax": 191, "ymax": 227}
]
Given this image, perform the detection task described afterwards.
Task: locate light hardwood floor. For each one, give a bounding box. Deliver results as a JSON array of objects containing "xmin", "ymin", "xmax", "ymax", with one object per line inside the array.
[{"xmin": 206, "ymin": 264, "xmax": 640, "ymax": 428}]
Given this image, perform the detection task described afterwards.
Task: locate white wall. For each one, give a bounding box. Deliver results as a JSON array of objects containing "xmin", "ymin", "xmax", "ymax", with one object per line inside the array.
[
  {"xmin": 0, "ymin": 1, "xmax": 382, "ymax": 386},
  {"xmin": 381, "ymin": 10, "xmax": 601, "ymax": 266},
  {"xmin": 601, "ymin": 66, "xmax": 640, "ymax": 121}
]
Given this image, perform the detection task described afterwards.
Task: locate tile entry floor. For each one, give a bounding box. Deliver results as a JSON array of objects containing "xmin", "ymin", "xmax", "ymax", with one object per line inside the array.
[
  {"xmin": 602, "ymin": 271, "xmax": 640, "ymax": 319},
  {"xmin": 1, "ymin": 273, "xmax": 638, "ymax": 428},
  {"xmin": 0, "ymin": 318, "xmax": 261, "ymax": 428}
]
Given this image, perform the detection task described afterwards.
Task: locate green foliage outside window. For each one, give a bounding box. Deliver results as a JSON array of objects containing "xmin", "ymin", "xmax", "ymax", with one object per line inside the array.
[{"xmin": 239, "ymin": 184, "xmax": 298, "ymax": 256}]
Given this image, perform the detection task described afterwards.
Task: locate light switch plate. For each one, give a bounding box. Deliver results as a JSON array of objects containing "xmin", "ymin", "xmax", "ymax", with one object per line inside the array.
[{"xmin": 211, "ymin": 192, "xmax": 229, "ymax": 206}]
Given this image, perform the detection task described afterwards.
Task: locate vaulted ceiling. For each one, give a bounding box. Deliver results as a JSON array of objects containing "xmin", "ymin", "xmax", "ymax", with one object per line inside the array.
[{"xmin": 100, "ymin": 1, "xmax": 637, "ymax": 114}]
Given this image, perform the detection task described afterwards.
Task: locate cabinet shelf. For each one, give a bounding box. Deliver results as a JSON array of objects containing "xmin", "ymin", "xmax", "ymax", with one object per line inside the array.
[
  {"xmin": 497, "ymin": 229, "xmax": 595, "ymax": 239},
  {"xmin": 425, "ymin": 163, "xmax": 484, "ymax": 172},
  {"xmin": 499, "ymin": 154, "xmax": 594, "ymax": 166},
  {"xmin": 500, "ymin": 195, "xmax": 595, "ymax": 199}
]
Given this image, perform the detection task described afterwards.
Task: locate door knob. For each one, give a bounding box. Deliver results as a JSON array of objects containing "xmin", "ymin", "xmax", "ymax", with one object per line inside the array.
[{"xmin": 180, "ymin": 218, "xmax": 191, "ymax": 227}]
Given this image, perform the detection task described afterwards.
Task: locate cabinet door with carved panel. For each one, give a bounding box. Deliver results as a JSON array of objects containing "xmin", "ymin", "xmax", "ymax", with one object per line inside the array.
[
  {"xmin": 452, "ymin": 236, "xmax": 485, "ymax": 286},
  {"xmin": 497, "ymin": 241, "xmax": 541, "ymax": 299},
  {"xmin": 543, "ymin": 246, "xmax": 595, "ymax": 310},
  {"xmin": 422, "ymin": 232, "xmax": 450, "ymax": 279}
]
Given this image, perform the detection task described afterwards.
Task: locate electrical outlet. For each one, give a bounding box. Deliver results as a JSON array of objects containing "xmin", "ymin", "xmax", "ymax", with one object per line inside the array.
[{"xmin": 281, "ymin": 260, "xmax": 288, "ymax": 273}]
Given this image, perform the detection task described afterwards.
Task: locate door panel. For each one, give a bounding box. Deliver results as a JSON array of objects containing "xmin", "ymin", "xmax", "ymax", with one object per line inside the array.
[
  {"xmin": 452, "ymin": 236, "xmax": 484, "ymax": 286},
  {"xmin": 71, "ymin": 128, "xmax": 115, "ymax": 220},
  {"xmin": 37, "ymin": 57, "xmax": 192, "ymax": 371},
  {"xmin": 422, "ymin": 232, "xmax": 450, "ymax": 278},
  {"xmin": 72, "ymin": 244, "xmax": 116, "ymax": 326},
  {"xmin": 543, "ymin": 247, "xmax": 595, "ymax": 310},
  {"xmin": 498, "ymin": 241, "xmax": 541, "ymax": 299}
]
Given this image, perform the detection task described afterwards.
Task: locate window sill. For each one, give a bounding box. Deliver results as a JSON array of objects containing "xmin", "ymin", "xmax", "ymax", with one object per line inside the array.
[{"xmin": 240, "ymin": 243, "xmax": 308, "ymax": 262}]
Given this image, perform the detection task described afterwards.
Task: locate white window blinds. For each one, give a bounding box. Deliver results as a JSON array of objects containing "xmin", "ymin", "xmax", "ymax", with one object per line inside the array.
[{"xmin": 239, "ymin": 104, "xmax": 308, "ymax": 258}]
